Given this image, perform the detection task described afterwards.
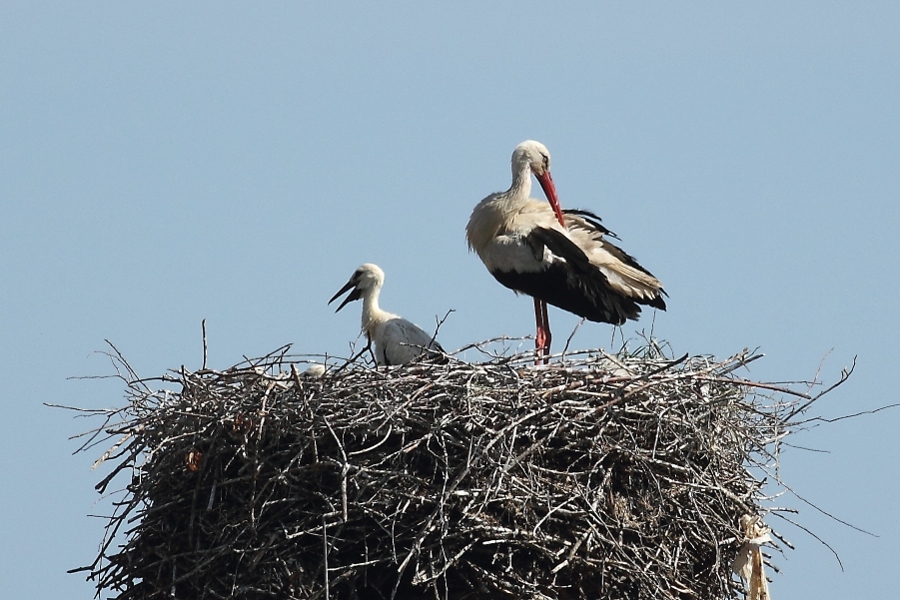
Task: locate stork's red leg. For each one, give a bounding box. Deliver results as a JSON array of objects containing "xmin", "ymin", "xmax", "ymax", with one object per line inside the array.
[
  {"xmin": 534, "ymin": 298, "xmax": 552, "ymax": 364},
  {"xmin": 540, "ymin": 299, "xmax": 551, "ymax": 363}
]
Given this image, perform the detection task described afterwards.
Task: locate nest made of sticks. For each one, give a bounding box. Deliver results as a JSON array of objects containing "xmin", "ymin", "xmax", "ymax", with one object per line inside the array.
[{"xmin": 69, "ymin": 341, "xmax": 843, "ymax": 600}]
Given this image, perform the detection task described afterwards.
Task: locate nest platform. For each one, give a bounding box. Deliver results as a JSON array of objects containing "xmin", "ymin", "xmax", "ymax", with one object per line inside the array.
[{"xmin": 71, "ymin": 342, "xmax": 829, "ymax": 599}]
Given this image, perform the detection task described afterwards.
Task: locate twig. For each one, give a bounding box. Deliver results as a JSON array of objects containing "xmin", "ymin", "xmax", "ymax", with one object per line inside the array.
[{"xmin": 202, "ymin": 319, "xmax": 208, "ymax": 371}]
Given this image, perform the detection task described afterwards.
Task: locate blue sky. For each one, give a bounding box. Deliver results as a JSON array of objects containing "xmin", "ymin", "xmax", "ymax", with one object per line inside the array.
[{"xmin": 2, "ymin": 3, "xmax": 898, "ymax": 598}]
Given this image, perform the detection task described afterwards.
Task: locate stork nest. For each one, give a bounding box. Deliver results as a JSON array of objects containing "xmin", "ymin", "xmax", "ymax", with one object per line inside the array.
[{"xmin": 69, "ymin": 340, "xmax": 847, "ymax": 600}]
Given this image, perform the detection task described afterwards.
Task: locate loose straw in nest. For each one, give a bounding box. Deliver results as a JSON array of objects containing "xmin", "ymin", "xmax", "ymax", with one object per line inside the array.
[{"xmin": 68, "ymin": 341, "xmax": 846, "ymax": 600}]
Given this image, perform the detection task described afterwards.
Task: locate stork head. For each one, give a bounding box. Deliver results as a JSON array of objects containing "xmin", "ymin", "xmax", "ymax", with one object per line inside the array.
[
  {"xmin": 513, "ymin": 140, "xmax": 551, "ymax": 176},
  {"xmin": 513, "ymin": 140, "xmax": 565, "ymax": 228},
  {"xmin": 328, "ymin": 263, "xmax": 385, "ymax": 312}
]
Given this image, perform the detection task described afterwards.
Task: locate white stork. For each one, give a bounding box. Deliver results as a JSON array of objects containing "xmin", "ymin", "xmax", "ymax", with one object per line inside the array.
[
  {"xmin": 329, "ymin": 263, "xmax": 445, "ymax": 366},
  {"xmin": 466, "ymin": 140, "xmax": 666, "ymax": 361}
]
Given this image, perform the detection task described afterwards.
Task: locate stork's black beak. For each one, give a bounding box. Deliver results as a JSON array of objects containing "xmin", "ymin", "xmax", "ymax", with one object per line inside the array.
[{"xmin": 328, "ymin": 279, "xmax": 362, "ymax": 312}]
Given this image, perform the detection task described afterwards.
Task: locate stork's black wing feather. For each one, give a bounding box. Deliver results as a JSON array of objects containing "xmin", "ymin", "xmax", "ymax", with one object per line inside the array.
[
  {"xmin": 562, "ymin": 208, "xmax": 619, "ymax": 239},
  {"xmin": 526, "ymin": 226, "xmax": 593, "ymax": 273},
  {"xmin": 561, "ymin": 211, "xmax": 666, "ymax": 293},
  {"xmin": 491, "ymin": 226, "xmax": 644, "ymax": 325}
]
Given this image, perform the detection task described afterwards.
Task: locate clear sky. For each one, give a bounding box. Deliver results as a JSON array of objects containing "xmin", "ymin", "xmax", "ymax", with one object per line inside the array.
[{"xmin": 2, "ymin": 3, "xmax": 898, "ymax": 598}]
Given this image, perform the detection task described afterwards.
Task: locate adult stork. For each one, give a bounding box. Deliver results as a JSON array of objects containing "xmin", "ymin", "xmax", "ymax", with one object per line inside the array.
[
  {"xmin": 329, "ymin": 263, "xmax": 445, "ymax": 366},
  {"xmin": 466, "ymin": 140, "xmax": 666, "ymax": 362}
]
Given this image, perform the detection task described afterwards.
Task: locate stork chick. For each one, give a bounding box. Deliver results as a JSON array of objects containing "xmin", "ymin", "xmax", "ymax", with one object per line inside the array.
[{"xmin": 329, "ymin": 263, "xmax": 444, "ymax": 366}]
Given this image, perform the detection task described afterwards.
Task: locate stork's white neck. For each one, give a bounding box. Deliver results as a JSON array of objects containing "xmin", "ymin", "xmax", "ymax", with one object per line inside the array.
[
  {"xmin": 504, "ymin": 159, "xmax": 533, "ymax": 207},
  {"xmin": 361, "ymin": 287, "xmax": 379, "ymax": 329},
  {"xmin": 360, "ymin": 283, "xmax": 387, "ymax": 336}
]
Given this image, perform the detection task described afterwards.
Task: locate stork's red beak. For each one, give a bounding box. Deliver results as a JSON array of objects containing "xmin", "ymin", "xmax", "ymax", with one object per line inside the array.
[{"xmin": 535, "ymin": 170, "xmax": 566, "ymax": 228}]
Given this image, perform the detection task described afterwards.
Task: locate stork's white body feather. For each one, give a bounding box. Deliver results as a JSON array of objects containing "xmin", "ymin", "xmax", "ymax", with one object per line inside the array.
[{"xmin": 469, "ymin": 197, "xmax": 562, "ymax": 273}]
